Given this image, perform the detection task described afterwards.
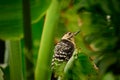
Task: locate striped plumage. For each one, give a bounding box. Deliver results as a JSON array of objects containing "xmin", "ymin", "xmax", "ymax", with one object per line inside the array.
[
  {"xmin": 51, "ymin": 39, "xmax": 75, "ymax": 69},
  {"xmin": 51, "ymin": 31, "xmax": 80, "ymax": 80}
]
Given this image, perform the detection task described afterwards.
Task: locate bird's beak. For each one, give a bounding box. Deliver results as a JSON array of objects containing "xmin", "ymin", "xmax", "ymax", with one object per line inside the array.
[{"xmin": 74, "ymin": 30, "xmax": 80, "ymax": 36}]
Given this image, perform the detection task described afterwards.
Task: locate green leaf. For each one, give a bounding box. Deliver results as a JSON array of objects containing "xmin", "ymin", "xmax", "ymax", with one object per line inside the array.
[
  {"xmin": 64, "ymin": 50, "xmax": 98, "ymax": 80},
  {"xmin": 0, "ymin": 0, "xmax": 51, "ymax": 40},
  {"xmin": 0, "ymin": 68, "xmax": 4, "ymax": 80},
  {"xmin": 31, "ymin": 0, "xmax": 52, "ymax": 23},
  {"xmin": 0, "ymin": 0, "xmax": 23, "ymax": 40},
  {"xmin": 102, "ymin": 72, "xmax": 115, "ymax": 80}
]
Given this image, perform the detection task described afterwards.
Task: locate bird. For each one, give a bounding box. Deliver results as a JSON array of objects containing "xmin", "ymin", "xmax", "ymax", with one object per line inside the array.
[{"xmin": 51, "ymin": 31, "xmax": 80, "ymax": 80}]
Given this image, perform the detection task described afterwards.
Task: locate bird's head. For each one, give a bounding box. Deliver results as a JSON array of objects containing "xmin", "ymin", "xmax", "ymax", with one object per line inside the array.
[{"xmin": 62, "ymin": 31, "xmax": 80, "ymax": 43}]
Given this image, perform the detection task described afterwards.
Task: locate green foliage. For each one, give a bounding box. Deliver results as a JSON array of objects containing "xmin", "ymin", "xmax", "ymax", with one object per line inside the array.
[
  {"xmin": 0, "ymin": 68, "xmax": 4, "ymax": 80},
  {"xmin": 9, "ymin": 41, "xmax": 23, "ymax": 80},
  {"xmin": 76, "ymin": 0, "xmax": 120, "ymax": 79},
  {"xmin": 63, "ymin": 50, "xmax": 98, "ymax": 80},
  {"xmin": 0, "ymin": 0, "xmax": 51, "ymax": 40},
  {"xmin": 0, "ymin": 0, "xmax": 23, "ymax": 40},
  {"xmin": 0, "ymin": 0, "xmax": 120, "ymax": 80},
  {"xmin": 0, "ymin": 0, "xmax": 52, "ymax": 80}
]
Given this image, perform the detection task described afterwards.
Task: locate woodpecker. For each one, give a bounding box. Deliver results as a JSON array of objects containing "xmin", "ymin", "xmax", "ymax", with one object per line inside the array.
[{"xmin": 51, "ymin": 31, "xmax": 80, "ymax": 80}]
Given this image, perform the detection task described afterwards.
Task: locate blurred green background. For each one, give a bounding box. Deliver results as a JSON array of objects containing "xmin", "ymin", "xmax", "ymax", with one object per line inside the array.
[{"xmin": 0, "ymin": 0, "xmax": 120, "ymax": 80}]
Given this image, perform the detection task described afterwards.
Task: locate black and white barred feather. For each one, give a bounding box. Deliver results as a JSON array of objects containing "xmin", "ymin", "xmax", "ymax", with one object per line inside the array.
[
  {"xmin": 51, "ymin": 31, "xmax": 80, "ymax": 80},
  {"xmin": 51, "ymin": 39, "xmax": 75, "ymax": 70}
]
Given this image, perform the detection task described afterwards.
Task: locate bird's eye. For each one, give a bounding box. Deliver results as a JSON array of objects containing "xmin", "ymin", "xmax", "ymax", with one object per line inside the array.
[{"xmin": 68, "ymin": 32, "xmax": 72, "ymax": 35}]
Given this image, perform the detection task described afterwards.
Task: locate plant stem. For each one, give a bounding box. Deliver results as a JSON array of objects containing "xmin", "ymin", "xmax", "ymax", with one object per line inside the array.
[
  {"xmin": 22, "ymin": 0, "xmax": 34, "ymax": 79},
  {"xmin": 35, "ymin": 0, "xmax": 60, "ymax": 80},
  {"xmin": 9, "ymin": 40, "xmax": 23, "ymax": 80}
]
